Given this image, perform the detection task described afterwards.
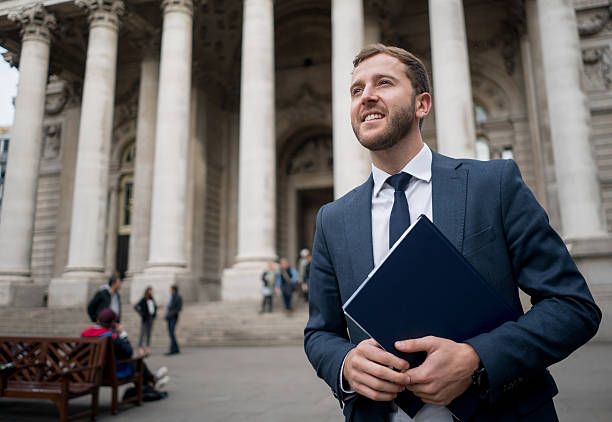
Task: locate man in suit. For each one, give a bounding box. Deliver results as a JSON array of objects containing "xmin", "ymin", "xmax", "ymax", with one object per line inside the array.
[
  {"xmin": 303, "ymin": 44, "xmax": 601, "ymax": 422},
  {"xmin": 165, "ymin": 285, "xmax": 183, "ymax": 355}
]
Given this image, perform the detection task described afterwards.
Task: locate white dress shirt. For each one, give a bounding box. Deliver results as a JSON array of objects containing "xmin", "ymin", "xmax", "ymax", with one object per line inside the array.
[{"xmin": 340, "ymin": 144, "xmax": 453, "ymax": 422}]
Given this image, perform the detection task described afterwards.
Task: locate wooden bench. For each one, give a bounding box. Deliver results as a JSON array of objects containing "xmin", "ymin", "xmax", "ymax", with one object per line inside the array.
[
  {"xmin": 0, "ymin": 336, "xmax": 107, "ymax": 422},
  {"xmin": 100, "ymin": 337, "xmax": 144, "ymax": 414}
]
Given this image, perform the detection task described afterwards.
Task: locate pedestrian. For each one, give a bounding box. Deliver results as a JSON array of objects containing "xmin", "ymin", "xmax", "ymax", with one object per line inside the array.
[
  {"xmin": 297, "ymin": 248, "xmax": 310, "ymax": 301},
  {"xmin": 165, "ymin": 285, "xmax": 182, "ymax": 355},
  {"xmin": 134, "ymin": 286, "xmax": 157, "ymax": 356},
  {"xmin": 260, "ymin": 261, "xmax": 276, "ymax": 313},
  {"xmin": 304, "ymin": 44, "xmax": 601, "ymax": 421},
  {"xmin": 302, "ymin": 253, "xmax": 311, "ymax": 302},
  {"xmin": 275, "ymin": 258, "xmax": 298, "ymax": 315},
  {"xmin": 87, "ymin": 273, "xmax": 122, "ymax": 323}
]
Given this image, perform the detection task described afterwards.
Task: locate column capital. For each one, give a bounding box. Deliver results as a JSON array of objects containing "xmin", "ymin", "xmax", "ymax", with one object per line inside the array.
[
  {"xmin": 8, "ymin": 3, "xmax": 56, "ymax": 44},
  {"xmin": 161, "ymin": 0, "xmax": 195, "ymax": 16},
  {"xmin": 75, "ymin": 0, "xmax": 125, "ymax": 30}
]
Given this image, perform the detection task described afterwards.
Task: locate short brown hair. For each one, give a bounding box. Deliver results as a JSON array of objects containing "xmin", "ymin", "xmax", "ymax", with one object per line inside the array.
[{"xmin": 353, "ymin": 44, "xmax": 431, "ymax": 95}]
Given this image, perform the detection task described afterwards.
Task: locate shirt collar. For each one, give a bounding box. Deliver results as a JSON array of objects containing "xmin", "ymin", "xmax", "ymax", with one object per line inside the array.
[{"xmin": 372, "ymin": 143, "xmax": 432, "ymax": 197}]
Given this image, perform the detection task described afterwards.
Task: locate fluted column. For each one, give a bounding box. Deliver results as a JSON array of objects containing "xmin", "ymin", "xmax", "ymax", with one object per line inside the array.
[
  {"xmin": 428, "ymin": 0, "xmax": 476, "ymax": 158},
  {"xmin": 0, "ymin": 4, "xmax": 55, "ymax": 306},
  {"xmin": 146, "ymin": 0, "xmax": 193, "ymax": 271},
  {"xmin": 537, "ymin": 0, "xmax": 605, "ymax": 239},
  {"xmin": 332, "ymin": 0, "xmax": 371, "ymax": 198},
  {"xmin": 221, "ymin": 0, "xmax": 276, "ymax": 300},
  {"xmin": 128, "ymin": 47, "xmax": 159, "ymax": 276},
  {"xmin": 48, "ymin": 0, "xmax": 124, "ymax": 307},
  {"xmin": 235, "ymin": 0, "xmax": 276, "ymax": 263}
]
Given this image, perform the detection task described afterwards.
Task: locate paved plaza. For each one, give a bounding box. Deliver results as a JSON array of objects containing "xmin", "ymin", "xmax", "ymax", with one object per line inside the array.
[{"xmin": 1, "ymin": 342, "xmax": 611, "ymax": 422}]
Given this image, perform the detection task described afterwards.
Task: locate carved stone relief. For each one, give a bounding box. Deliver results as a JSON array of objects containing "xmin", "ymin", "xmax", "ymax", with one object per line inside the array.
[
  {"xmin": 45, "ymin": 76, "xmax": 70, "ymax": 116},
  {"xmin": 42, "ymin": 123, "xmax": 62, "ymax": 161},
  {"xmin": 277, "ymin": 84, "xmax": 331, "ymax": 129},
  {"xmin": 286, "ymin": 135, "xmax": 332, "ymax": 175},
  {"xmin": 576, "ymin": 1, "xmax": 612, "ymax": 36},
  {"xmin": 583, "ymin": 46, "xmax": 612, "ymax": 90}
]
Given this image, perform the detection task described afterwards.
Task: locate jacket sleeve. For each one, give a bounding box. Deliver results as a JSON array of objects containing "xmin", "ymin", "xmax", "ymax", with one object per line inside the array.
[
  {"xmin": 133, "ymin": 298, "xmax": 144, "ymax": 318},
  {"xmin": 113, "ymin": 335, "xmax": 134, "ymax": 360},
  {"xmin": 465, "ymin": 159, "xmax": 601, "ymax": 403},
  {"xmin": 87, "ymin": 291, "xmax": 102, "ymax": 322},
  {"xmin": 304, "ymin": 206, "xmax": 355, "ymax": 403}
]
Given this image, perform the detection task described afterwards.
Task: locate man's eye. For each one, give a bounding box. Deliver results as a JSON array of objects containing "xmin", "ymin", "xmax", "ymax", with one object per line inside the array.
[
  {"xmin": 352, "ymin": 88, "xmax": 362, "ymax": 95},
  {"xmin": 379, "ymin": 80, "xmax": 390, "ymax": 86}
]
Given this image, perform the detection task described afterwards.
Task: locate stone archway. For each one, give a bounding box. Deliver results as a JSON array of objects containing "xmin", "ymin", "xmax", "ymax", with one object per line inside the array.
[{"xmin": 278, "ymin": 131, "xmax": 333, "ymax": 266}]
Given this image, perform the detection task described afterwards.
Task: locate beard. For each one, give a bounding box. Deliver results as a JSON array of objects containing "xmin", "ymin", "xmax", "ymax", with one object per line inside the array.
[{"xmin": 352, "ymin": 95, "xmax": 416, "ymax": 152}]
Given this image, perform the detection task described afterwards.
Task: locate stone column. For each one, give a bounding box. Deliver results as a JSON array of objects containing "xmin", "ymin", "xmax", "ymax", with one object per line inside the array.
[
  {"xmin": 520, "ymin": 0, "xmax": 547, "ymax": 209},
  {"xmin": 428, "ymin": 0, "xmax": 476, "ymax": 158},
  {"xmin": 332, "ymin": 0, "xmax": 371, "ymax": 199},
  {"xmin": 0, "ymin": 4, "xmax": 55, "ymax": 306},
  {"xmin": 48, "ymin": 0, "xmax": 124, "ymax": 307},
  {"xmin": 221, "ymin": 0, "xmax": 276, "ymax": 300},
  {"xmin": 537, "ymin": 0, "xmax": 605, "ymax": 239},
  {"xmin": 104, "ymin": 180, "xmax": 119, "ymax": 275},
  {"xmin": 132, "ymin": 0, "xmax": 193, "ymax": 305},
  {"xmin": 128, "ymin": 48, "xmax": 159, "ymax": 277}
]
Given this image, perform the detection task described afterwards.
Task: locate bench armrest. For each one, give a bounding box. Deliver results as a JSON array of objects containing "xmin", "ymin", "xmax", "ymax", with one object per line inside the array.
[{"xmin": 116, "ymin": 355, "xmax": 144, "ymax": 365}]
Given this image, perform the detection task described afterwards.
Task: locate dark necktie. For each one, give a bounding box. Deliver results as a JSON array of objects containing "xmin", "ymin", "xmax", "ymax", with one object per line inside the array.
[
  {"xmin": 386, "ymin": 172, "xmax": 412, "ymax": 249},
  {"xmin": 386, "ymin": 172, "xmax": 424, "ymax": 417}
]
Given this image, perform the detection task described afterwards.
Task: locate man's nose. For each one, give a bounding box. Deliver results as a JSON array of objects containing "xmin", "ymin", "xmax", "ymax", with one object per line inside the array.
[{"xmin": 361, "ymin": 85, "xmax": 378, "ymax": 104}]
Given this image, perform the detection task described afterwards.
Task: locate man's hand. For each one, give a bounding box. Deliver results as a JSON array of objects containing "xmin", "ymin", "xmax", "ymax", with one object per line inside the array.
[
  {"xmin": 343, "ymin": 338, "xmax": 410, "ymax": 401},
  {"xmin": 395, "ymin": 336, "xmax": 480, "ymax": 406}
]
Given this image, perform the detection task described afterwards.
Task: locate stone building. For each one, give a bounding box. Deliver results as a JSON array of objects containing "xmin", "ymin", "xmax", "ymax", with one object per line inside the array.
[
  {"xmin": 0, "ymin": 126, "xmax": 9, "ymax": 215},
  {"xmin": 0, "ymin": 0, "xmax": 610, "ymax": 329}
]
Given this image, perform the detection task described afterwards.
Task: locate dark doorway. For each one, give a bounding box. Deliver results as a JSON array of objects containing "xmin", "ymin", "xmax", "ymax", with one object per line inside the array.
[{"xmin": 297, "ymin": 187, "xmax": 334, "ymax": 254}]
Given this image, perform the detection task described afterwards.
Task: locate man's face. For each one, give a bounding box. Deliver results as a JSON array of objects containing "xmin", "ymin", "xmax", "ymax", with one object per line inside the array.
[
  {"xmin": 350, "ymin": 54, "xmax": 417, "ymax": 151},
  {"xmin": 281, "ymin": 260, "xmax": 289, "ymax": 269},
  {"xmin": 111, "ymin": 278, "xmax": 122, "ymax": 292}
]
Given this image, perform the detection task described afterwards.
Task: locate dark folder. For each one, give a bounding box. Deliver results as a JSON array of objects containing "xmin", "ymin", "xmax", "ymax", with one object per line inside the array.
[{"xmin": 342, "ymin": 215, "xmax": 519, "ymax": 420}]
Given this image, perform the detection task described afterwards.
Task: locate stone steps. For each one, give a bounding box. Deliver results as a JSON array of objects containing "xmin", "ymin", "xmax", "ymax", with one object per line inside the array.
[{"xmin": 0, "ymin": 298, "xmax": 309, "ymax": 347}]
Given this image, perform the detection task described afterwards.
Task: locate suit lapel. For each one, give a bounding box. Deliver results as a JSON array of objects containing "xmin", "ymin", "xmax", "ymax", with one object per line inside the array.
[
  {"xmin": 431, "ymin": 152, "xmax": 468, "ymax": 253},
  {"xmin": 344, "ymin": 175, "xmax": 375, "ymax": 295}
]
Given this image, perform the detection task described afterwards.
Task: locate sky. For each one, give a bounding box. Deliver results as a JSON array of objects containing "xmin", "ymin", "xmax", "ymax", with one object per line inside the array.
[{"xmin": 0, "ymin": 46, "xmax": 19, "ymax": 127}]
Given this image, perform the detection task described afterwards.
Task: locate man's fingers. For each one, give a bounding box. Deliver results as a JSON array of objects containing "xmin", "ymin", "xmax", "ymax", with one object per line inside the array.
[
  {"xmin": 360, "ymin": 341, "xmax": 410, "ymax": 372},
  {"xmin": 351, "ymin": 370, "xmax": 406, "ymax": 395},
  {"xmin": 352, "ymin": 355, "xmax": 410, "ymax": 386},
  {"xmin": 352, "ymin": 381, "xmax": 399, "ymax": 402},
  {"xmin": 394, "ymin": 336, "xmax": 439, "ymax": 354}
]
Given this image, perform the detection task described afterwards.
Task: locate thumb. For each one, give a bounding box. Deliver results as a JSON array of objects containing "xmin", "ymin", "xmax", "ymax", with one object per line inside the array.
[{"xmin": 394, "ymin": 336, "xmax": 438, "ymax": 353}]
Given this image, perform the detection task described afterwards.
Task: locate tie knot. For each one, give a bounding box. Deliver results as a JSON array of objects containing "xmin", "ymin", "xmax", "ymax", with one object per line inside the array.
[{"xmin": 386, "ymin": 172, "xmax": 412, "ymax": 192}]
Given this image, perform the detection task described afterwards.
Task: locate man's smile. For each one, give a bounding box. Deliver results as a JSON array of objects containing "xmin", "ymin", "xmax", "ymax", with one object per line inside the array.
[{"xmin": 362, "ymin": 111, "xmax": 386, "ymax": 123}]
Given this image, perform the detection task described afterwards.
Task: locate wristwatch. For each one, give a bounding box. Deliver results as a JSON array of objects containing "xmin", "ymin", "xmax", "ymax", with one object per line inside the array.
[{"xmin": 472, "ymin": 363, "xmax": 489, "ymax": 396}]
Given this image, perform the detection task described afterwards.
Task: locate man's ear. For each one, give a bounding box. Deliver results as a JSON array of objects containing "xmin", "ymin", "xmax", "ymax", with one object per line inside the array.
[{"xmin": 415, "ymin": 92, "xmax": 432, "ymax": 120}]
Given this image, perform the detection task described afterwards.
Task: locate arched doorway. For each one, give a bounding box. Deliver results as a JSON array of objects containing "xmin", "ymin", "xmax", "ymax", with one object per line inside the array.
[{"xmin": 278, "ymin": 131, "xmax": 333, "ymax": 266}]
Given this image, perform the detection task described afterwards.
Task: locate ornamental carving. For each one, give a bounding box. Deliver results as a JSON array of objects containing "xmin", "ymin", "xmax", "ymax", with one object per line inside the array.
[
  {"xmin": 286, "ymin": 135, "xmax": 333, "ymax": 175},
  {"xmin": 468, "ymin": 0, "xmax": 525, "ymax": 75},
  {"xmin": 8, "ymin": 3, "xmax": 56, "ymax": 43},
  {"xmin": 1, "ymin": 51, "xmax": 18, "ymax": 69},
  {"xmin": 45, "ymin": 76, "xmax": 70, "ymax": 115},
  {"xmin": 277, "ymin": 84, "xmax": 331, "ymax": 128},
  {"xmin": 75, "ymin": 0, "xmax": 125, "ymax": 29},
  {"xmin": 161, "ymin": 0, "xmax": 195, "ymax": 15},
  {"xmin": 576, "ymin": 2, "xmax": 612, "ymax": 36},
  {"xmin": 582, "ymin": 46, "xmax": 611, "ymax": 90},
  {"xmin": 42, "ymin": 123, "xmax": 62, "ymax": 161}
]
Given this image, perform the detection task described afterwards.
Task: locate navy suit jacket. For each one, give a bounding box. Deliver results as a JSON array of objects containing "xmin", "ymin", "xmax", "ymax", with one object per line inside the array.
[{"xmin": 304, "ymin": 152, "xmax": 601, "ymax": 422}]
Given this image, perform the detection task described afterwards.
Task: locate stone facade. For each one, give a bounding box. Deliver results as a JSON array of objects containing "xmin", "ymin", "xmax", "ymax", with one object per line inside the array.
[
  {"xmin": 0, "ymin": 0, "xmax": 610, "ymax": 329},
  {"xmin": 0, "ymin": 127, "xmax": 9, "ymax": 216}
]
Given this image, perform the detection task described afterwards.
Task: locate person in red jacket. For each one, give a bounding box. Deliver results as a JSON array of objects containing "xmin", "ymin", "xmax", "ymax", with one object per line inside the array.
[{"xmin": 81, "ymin": 308, "xmax": 169, "ymax": 390}]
